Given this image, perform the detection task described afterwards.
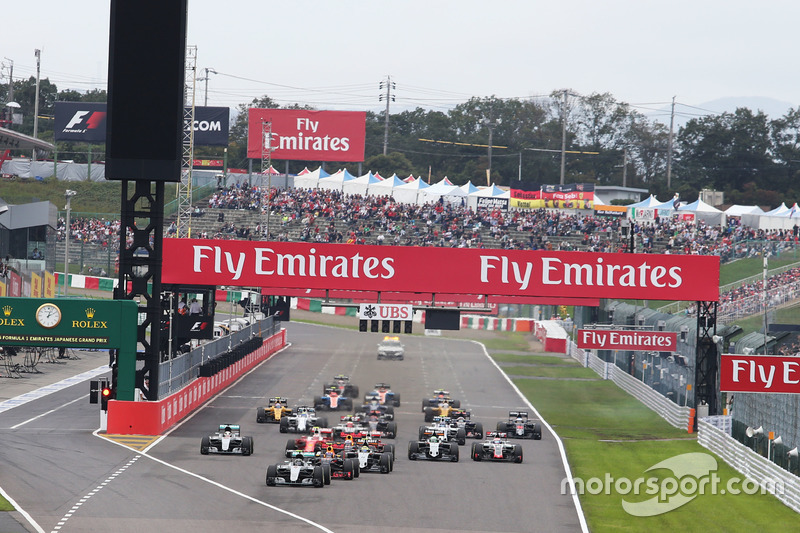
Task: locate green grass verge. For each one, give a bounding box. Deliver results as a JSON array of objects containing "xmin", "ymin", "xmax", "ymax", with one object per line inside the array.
[
  {"xmin": 481, "ymin": 333, "xmax": 531, "ymax": 351},
  {"xmin": 499, "ymin": 360, "xmax": 799, "ymax": 532},
  {"xmin": 720, "ymin": 256, "xmax": 800, "ymax": 286},
  {"xmin": 0, "ymin": 495, "xmax": 12, "ymax": 512},
  {"xmin": 733, "ymin": 301, "xmax": 800, "ymax": 337},
  {"xmin": 491, "ymin": 353, "xmax": 580, "ymax": 365},
  {"xmin": 502, "ymin": 365, "xmax": 601, "ymax": 379}
]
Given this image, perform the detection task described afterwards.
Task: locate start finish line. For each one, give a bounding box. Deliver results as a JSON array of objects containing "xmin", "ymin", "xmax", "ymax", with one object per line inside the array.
[{"xmin": 161, "ymin": 239, "xmax": 720, "ymax": 302}]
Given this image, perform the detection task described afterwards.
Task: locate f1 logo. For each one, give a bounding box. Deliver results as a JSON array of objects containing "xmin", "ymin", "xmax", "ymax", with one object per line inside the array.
[
  {"xmin": 66, "ymin": 111, "xmax": 90, "ymax": 129},
  {"xmin": 65, "ymin": 110, "xmax": 106, "ymax": 130}
]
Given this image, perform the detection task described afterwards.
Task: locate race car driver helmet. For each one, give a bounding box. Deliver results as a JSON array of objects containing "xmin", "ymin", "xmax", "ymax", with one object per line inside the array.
[
  {"xmin": 223, "ymin": 426, "xmax": 232, "ymax": 436},
  {"xmin": 429, "ymin": 435, "xmax": 439, "ymax": 443}
]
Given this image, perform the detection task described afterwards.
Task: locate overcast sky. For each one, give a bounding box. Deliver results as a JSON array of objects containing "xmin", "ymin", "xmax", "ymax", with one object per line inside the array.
[{"xmin": 5, "ymin": 1, "xmax": 799, "ymax": 121}]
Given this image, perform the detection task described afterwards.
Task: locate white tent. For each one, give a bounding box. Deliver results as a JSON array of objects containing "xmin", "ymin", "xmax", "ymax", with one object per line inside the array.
[
  {"xmin": 764, "ymin": 203, "xmax": 790, "ymax": 216},
  {"xmin": 725, "ymin": 204, "xmax": 765, "ymax": 217},
  {"xmin": 419, "ymin": 181, "xmax": 467, "ymax": 205},
  {"xmin": 366, "ymin": 174, "xmax": 406, "ymax": 198},
  {"xmin": 459, "ymin": 181, "xmax": 479, "ymax": 195},
  {"xmin": 627, "ymin": 195, "xmax": 663, "ymax": 208},
  {"xmin": 678, "ymin": 198, "xmax": 725, "ymax": 226},
  {"xmin": 293, "ymin": 166, "xmax": 330, "ymax": 189},
  {"xmin": 467, "ymin": 184, "xmax": 507, "ymax": 209},
  {"xmin": 343, "ymin": 172, "xmax": 382, "ymax": 196},
  {"xmin": 317, "ymin": 169, "xmax": 356, "ymax": 191},
  {"xmin": 392, "ymin": 177, "xmax": 431, "ymax": 204}
]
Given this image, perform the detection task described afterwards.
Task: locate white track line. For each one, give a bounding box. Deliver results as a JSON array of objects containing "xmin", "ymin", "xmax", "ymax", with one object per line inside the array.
[{"xmin": 472, "ymin": 340, "xmax": 589, "ymax": 533}]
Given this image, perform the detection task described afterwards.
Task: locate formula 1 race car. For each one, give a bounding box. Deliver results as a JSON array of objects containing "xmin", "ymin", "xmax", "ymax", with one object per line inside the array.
[
  {"xmin": 358, "ymin": 399, "xmax": 395, "ymax": 419},
  {"xmin": 324, "ymin": 374, "xmax": 359, "ymax": 398},
  {"xmin": 377, "ymin": 336, "xmax": 405, "ymax": 360},
  {"xmin": 364, "ymin": 383, "xmax": 401, "ymax": 407},
  {"xmin": 448, "ymin": 409, "xmax": 484, "ymax": 439},
  {"xmin": 284, "ymin": 427, "xmax": 335, "ymax": 457},
  {"xmin": 471, "ymin": 432, "xmax": 523, "ymax": 463},
  {"xmin": 419, "ymin": 417, "xmax": 466, "ymax": 445},
  {"xmin": 421, "ymin": 389, "xmax": 461, "ymax": 412},
  {"xmin": 266, "ymin": 454, "xmax": 329, "ymax": 487},
  {"xmin": 342, "ymin": 443, "xmax": 394, "ymax": 473},
  {"xmin": 315, "ymin": 447, "xmax": 360, "ymax": 480},
  {"xmin": 407, "ymin": 434, "xmax": 459, "ymax": 462},
  {"xmin": 200, "ymin": 424, "xmax": 254, "ymax": 456},
  {"xmin": 353, "ymin": 412, "xmax": 398, "ymax": 439},
  {"xmin": 424, "ymin": 402, "xmax": 461, "ymax": 423},
  {"xmin": 256, "ymin": 397, "xmax": 292, "ymax": 423},
  {"xmin": 279, "ymin": 406, "xmax": 329, "ymax": 434},
  {"xmin": 314, "ymin": 387, "xmax": 354, "ymax": 411},
  {"xmin": 496, "ymin": 411, "xmax": 542, "ymax": 440}
]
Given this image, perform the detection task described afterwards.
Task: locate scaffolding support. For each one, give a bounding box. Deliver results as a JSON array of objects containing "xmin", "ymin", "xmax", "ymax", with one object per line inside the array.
[
  {"xmin": 260, "ymin": 120, "xmax": 273, "ymax": 239},
  {"xmin": 176, "ymin": 45, "xmax": 197, "ymax": 238}
]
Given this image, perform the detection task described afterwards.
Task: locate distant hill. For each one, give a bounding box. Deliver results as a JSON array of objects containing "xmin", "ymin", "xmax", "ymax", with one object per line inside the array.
[{"xmin": 649, "ymin": 96, "xmax": 796, "ymax": 128}]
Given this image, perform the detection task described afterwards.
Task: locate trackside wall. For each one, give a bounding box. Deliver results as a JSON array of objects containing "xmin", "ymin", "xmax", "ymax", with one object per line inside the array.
[{"xmin": 106, "ymin": 329, "xmax": 286, "ymax": 435}]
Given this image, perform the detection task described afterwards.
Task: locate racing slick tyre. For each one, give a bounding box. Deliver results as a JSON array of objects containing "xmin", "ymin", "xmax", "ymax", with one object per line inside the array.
[
  {"xmin": 342, "ymin": 398, "xmax": 353, "ymax": 410},
  {"xmin": 200, "ymin": 436, "xmax": 210, "ymax": 455},
  {"xmin": 474, "ymin": 422, "xmax": 484, "ymax": 439},
  {"xmin": 313, "ymin": 396, "xmax": 324, "ymax": 410},
  {"xmin": 256, "ymin": 409, "xmax": 265, "ymax": 423},
  {"xmin": 242, "ymin": 436, "xmax": 254, "ymax": 456},
  {"xmin": 377, "ymin": 354, "xmax": 383, "ymax": 360},
  {"xmin": 533, "ymin": 423, "xmax": 542, "ymax": 440},
  {"xmin": 379, "ymin": 452, "xmax": 392, "ymax": 473},
  {"xmin": 408, "ymin": 441, "xmax": 420, "ymax": 460},
  {"xmin": 384, "ymin": 443, "xmax": 396, "ymax": 460},
  {"xmin": 471, "ymin": 442, "xmax": 482, "ymax": 461},
  {"xmin": 285, "ymin": 439, "xmax": 298, "ymax": 457},
  {"xmin": 393, "ymin": 393, "xmax": 401, "ymax": 407},
  {"xmin": 266, "ymin": 464, "xmax": 278, "ymax": 486},
  {"xmin": 318, "ymin": 417, "xmax": 329, "ymax": 428},
  {"xmin": 456, "ymin": 428, "xmax": 467, "ymax": 446},
  {"xmin": 424, "ymin": 407, "xmax": 435, "ymax": 422},
  {"xmin": 322, "ymin": 464, "xmax": 332, "ymax": 485},
  {"xmin": 418, "ymin": 426, "xmax": 427, "ymax": 441},
  {"xmin": 422, "ymin": 400, "xmax": 428, "ymax": 412},
  {"xmin": 279, "ymin": 417, "xmax": 289, "ymax": 433},
  {"xmin": 451, "ymin": 444, "xmax": 460, "ymax": 462},
  {"xmin": 352, "ymin": 461, "xmax": 360, "ymax": 478},
  {"xmin": 312, "ymin": 466, "xmax": 325, "ymax": 487},
  {"xmin": 384, "ymin": 405, "xmax": 395, "ymax": 416},
  {"xmin": 385, "ymin": 421, "xmax": 397, "ymax": 439},
  {"xmin": 343, "ymin": 459, "xmax": 355, "ymax": 480},
  {"xmin": 452, "ymin": 400, "xmax": 461, "ymax": 408},
  {"xmin": 497, "ymin": 421, "xmax": 507, "ymax": 432},
  {"xmin": 350, "ymin": 385, "xmax": 359, "ymax": 398},
  {"xmin": 513, "ymin": 445, "xmax": 523, "ymax": 463}
]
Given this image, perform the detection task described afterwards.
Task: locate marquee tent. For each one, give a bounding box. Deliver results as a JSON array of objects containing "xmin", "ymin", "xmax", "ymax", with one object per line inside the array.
[
  {"xmin": 420, "ymin": 180, "xmax": 467, "ymax": 205},
  {"xmin": 627, "ymin": 195, "xmax": 663, "ymax": 208},
  {"xmin": 342, "ymin": 172, "xmax": 382, "ymax": 196},
  {"xmin": 293, "ymin": 166, "xmax": 330, "ymax": 189},
  {"xmin": 725, "ymin": 204, "xmax": 765, "ymax": 217},
  {"xmin": 366, "ymin": 174, "xmax": 406, "ymax": 197},
  {"xmin": 459, "ymin": 181, "xmax": 479, "ymax": 195},
  {"xmin": 466, "ymin": 184, "xmax": 507, "ymax": 209},
  {"xmin": 678, "ymin": 198, "xmax": 725, "ymax": 226},
  {"xmin": 764, "ymin": 203, "xmax": 790, "ymax": 216},
  {"xmin": 317, "ymin": 168, "xmax": 356, "ymax": 191},
  {"xmin": 392, "ymin": 177, "xmax": 431, "ymax": 204}
]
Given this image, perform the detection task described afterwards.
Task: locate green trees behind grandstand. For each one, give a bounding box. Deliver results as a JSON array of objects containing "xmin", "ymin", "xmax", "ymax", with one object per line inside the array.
[{"xmin": 5, "ymin": 76, "xmax": 800, "ymax": 207}]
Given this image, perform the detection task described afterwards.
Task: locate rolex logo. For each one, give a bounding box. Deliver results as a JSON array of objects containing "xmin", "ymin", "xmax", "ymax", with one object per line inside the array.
[
  {"xmin": 85, "ymin": 308, "xmax": 96, "ymax": 319},
  {"xmin": 2, "ymin": 305, "xmax": 11, "ymax": 316}
]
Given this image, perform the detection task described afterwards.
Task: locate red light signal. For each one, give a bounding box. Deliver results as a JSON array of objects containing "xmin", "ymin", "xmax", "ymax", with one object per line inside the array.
[{"xmin": 101, "ymin": 386, "xmax": 112, "ymax": 410}]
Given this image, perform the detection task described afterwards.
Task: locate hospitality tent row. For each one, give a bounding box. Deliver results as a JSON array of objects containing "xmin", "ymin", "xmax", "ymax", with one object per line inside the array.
[{"xmin": 627, "ymin": 194, "xmax": 726, "ymax": 226}]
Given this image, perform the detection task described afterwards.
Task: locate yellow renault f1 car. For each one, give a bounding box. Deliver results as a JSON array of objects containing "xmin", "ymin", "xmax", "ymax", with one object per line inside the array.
[{"xmin": 257, "ymin": 397, "xmax": 292, "ymax": 423}]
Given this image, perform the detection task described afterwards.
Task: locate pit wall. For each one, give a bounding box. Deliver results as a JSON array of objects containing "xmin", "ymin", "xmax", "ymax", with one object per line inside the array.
[{"xmin": 107, "ymin": 329, "xmax": 286, "ymax": 435}]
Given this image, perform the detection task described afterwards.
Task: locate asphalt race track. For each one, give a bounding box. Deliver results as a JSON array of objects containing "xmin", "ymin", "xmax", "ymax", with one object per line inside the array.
[{"xmin": 0, "ymin": 322, "xmax": 583, "ymax": 533}]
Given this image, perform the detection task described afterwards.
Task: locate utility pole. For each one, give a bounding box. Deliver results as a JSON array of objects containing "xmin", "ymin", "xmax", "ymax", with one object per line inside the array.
[
  {"xmin": 32, "ymin": 50, "xmax": 41, "ymax": 160},
  {"xmin": 200, "ymin": 67, "xmax": 217, "ymax": 107},
  {"xmin": 380, "ymin": 76, "xmax": 395, "ymax": 155},
  {"xmin": 622, "ymin": 147, "xmax": 628, "ymax": 187},
  {"xmin": 666, "ymin": 95, "xmax": 675, "ymax": 189},
  {"xmin": 560, "ymin": 89, "xmax": 568, "ymax": 185}
]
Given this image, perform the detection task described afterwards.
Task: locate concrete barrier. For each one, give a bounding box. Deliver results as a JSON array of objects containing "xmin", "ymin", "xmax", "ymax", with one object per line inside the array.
[{"xmin": 106, "ymin": 329, "xmax": 286, "ymax": 435}]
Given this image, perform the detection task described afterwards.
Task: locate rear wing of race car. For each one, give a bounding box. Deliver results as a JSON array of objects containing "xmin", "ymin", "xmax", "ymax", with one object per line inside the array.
[
  {"xmin": 269, "ymin": 397, "xmax": 289, "ymax": 404},
  {"xmin": 218, "ymin": 424, "xmax": 241, "ymax": 433},
  {"xmin": 486, "ymin": 431, "xmax": 508, "ymax": 439},
  {"xmin": 449, "ymin": 408, "xmax": 470, "ymax": 418},
  {"xmin": 508, "ymin": 411, "xmax": 529, "ymax": 419}
]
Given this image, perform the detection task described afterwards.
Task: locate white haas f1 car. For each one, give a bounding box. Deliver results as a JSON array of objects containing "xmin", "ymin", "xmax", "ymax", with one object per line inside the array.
[
  {"xmin": 496, "ymin": 411, "xmax": 542, "ymax": 440},
  {"xmin": 471, "ymin": 432, "xmax": 523, "ymax": 463},
  {"xmin": 279, "ymin": 406, "xmax": 329, "ymax": 434},
  {"xmin": 200, "ymin": 424, "xmax": 254, "ymax": 455},
  {"xmin": 407, "ymin": 435, "xmax": 460, "ymax": 462},
  {"xmin": 419, "ymin": 417, "xmax": 466, "ymax": 445},
  {"xmin": 266, "ymin": 455, "xmax": 329, "ymax": 487}
]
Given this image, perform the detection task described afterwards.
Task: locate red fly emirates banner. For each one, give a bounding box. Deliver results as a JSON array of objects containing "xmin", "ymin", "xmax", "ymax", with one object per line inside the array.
[
  {"xmin": 162, "ymin": 239, "xmax": 720, "ymax": 301},
  {"xmin": 246, "ymin": 109, "xmax": 366, "ymax": 162},
  {"xmin": 720, "ymin": 354, "xmax": 800, "ymax": 394},
  {"xmin": 577, "ymin": 329, "xmax": 677, "ymax": 351}
]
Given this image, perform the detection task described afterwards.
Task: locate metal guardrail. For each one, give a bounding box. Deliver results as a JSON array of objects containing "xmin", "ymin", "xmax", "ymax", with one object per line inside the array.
[
  {"xmin": 156, "ymin": 316, "xmax": 278, "ymax": 398},
  {"xmin": 698, "ymin": 419, "xmax": 800, "ymax": 512}
]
